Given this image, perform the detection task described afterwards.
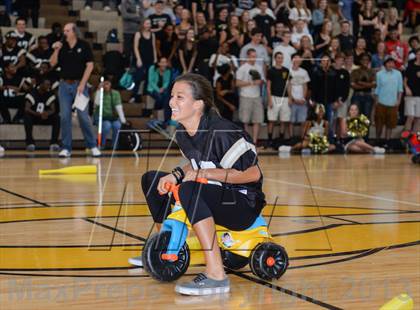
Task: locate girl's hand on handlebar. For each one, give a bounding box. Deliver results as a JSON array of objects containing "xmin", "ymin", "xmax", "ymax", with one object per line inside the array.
[{"xmin": 158, "ymin": 174, "xmax": 177, "ymax": 194}]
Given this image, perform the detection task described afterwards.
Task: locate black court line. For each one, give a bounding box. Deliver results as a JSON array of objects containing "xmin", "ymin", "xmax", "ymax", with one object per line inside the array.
[
  {"xmin": 0, "ymin": 187, "xmax": 52, "ymax": 208},
  {"xmin": 84, "ymin": 218, "xmax": 147, "ymax": 242},
  {"xmin": 324, "ymin": 215, "xmax": 361, "ymax": 224},
  {"xmin": 290, "ymin": 248, "xmax": 385, "ymax": 270},
  {"xmin": 230, "ymin": 270, "xmax": 343, "ymax": 310},
  {"xmin": 273, "ymin": 220, "xmax": 420, "ymax": 237},
  {"xmin": 0, "ymin": 271, "xmax": 204, "ymax": 278}
]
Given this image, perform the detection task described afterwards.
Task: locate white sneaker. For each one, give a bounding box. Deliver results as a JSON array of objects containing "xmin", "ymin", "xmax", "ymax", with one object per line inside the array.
[
  {"xmin": 373, "ymin": 147, "xmax": 386, "ymax": 154},
  {"xmin": 58, "ymin": 149, "xmax": 71, "ymax": 158},
  {"xmin": 128, "ymin": 256, "xmax": 143, "ymax": 267},
  {"xmin": 0, "ymin": 144, "xmax": 4, "ymax": 152},
  {"xmin": 84, "ymin": 5, "xmax": 91, "ymax": 10},
  {"xmin": 90, "ymin": 147, "xmax": 101, "ymax": 157},
  {"xmin": 104, "ymin": 5, "xmax": 111, "ymax": 11},
  {"xmin": 278, "ymin": 145, "xmax": 292, "ymax": 153}
]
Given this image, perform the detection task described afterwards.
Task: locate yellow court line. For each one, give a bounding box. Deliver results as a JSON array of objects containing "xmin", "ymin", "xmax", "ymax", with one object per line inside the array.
[
  {"xmin": 0, "ymin": 223, "xmax": 418, "ymax": 269},
  {"xmin": 0, "ymin": 204, "xmax": 396, "ymax": 223}
]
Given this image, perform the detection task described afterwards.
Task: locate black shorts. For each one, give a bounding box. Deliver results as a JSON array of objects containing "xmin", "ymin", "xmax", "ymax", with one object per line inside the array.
[{"xmin": 141, "ymin": 171, "xmax": 261, "ymax": 231}]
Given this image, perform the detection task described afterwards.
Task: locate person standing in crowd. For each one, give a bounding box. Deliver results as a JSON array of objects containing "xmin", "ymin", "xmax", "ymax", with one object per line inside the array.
[
  {"xmin": 93, "ymin": 78, "xmax": 127, "ymax": 149},
  {"xmin": 351, "ymin": 53, "xmax": 376, "ymax": 119},
  {"xmin": 358, "ymin": 0, "xmax": 378, "ymax": 51},
  {"xmin": 219, "ymin": 14, "xmax": 244, "ymax": 57},
  {"xmin": 253, "ymin": 0, "xmax": 275, "ymax": 41},
  {"xmin": 374, "ymin": 56, "xmax": 403, "ymax": 148},
  {"xmin": 310, "ymin": 54, "xmax": 338, "ymax": 139},
  {"xmin": 156, "ymin": 24, "xmax": 178, "ymax": 67},
  {"xmin": 288, "ymin": 53, "xmax": 310, "ymax": 138},
  {"xmin": 50, "ymin": 23, "xmax": 101, "ymax": 158},
  {"xmin": 337, "ymin": 20, "xmax": 354, "ymax": 54},
  {"xmin": 133, "ymin": 18, "xmax": 157, "ymax": 105},
  {"xmin": 272, "ymin": 30, "xmax": 296, "ymax": 70},
  {"xmin": 209, "ymin": 41, "xmax": 238, "ymax": 86},
  {"xmin": 240, "ymin": 28, "xmax": 270, "ymax": 71},
  {"xmin": 407, "ymin": 36, "xmax": 419, "ymax": 62},
  {"xmin": 403, "ymin": 48, "xmax": 420, "ymax": 133},
  {"xmin": 236, "ymin": 48, "xmax": 265, "ymax": 145},
  {"xmin": 292, "ymin": 19, "xmax": 313, "ymax": 51},
  {"xmin": 23, "ymin": 77, "xmax": 60, "ymax": 152},
  {"xmin": 266, "ymin": 51, "xmax": 290, "ymax": 148},
  {"xmin": 333, "ymin": 53, "xmax": 351, "ymax": 140},
  {"xmin": 121, "ymin": 0, "xmax": 144, "ymax": 60},
  {"xmin": 178, "ymin": 29, "xmax": 198, "ymax": 74},
  {"xmin": 215, "ymin": 63, "xmax": 237, "ymax": 122},
  {"xmin": 288, "ymin": 0, "xmax": 312, "ymax": 34},
  {"xmin": 372, "ymin": 41, "xmax": 387, "ymax": 71},
  {"xmin": 353, "ymin": 37, "xmax": 368, "ymax": 66},
  {"xmin": 385, "ymin": 29, "xmax": 409, "ymax": 70},
  {"xmin": 148, "ymin": 0, "xmax": 172, "ymax": 33}
]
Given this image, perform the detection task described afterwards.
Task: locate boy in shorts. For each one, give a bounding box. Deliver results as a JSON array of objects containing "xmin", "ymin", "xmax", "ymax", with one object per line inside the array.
[
  {"xmin": 288, "ymin": 53, "xmax": 310, "ymax": 137},
  {"xmin": 267, "ymin": 51, "xmax": 290, "ymax": 147},
  {"xmin": 236, "ymin": 48, "xmax": 265, "ymax": 145}
]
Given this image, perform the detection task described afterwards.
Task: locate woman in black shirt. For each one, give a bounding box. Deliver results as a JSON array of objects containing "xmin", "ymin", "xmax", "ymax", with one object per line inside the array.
[{"xmin": 135, "ymin": 73, "xmax": 265, "ymax": 295}]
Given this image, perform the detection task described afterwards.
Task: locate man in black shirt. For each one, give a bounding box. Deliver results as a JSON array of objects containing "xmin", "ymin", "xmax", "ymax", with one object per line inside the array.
[
  {"xmin": 404, "ymin": 48, "xmax": 420, "ymax": 133},
  {"xmin": 337, "ymin": 20, "xmax": 355, "ymax": 54},
  {"xmin": 50, "ymin": 23, "xmax": 100, "ymax": 158},
  {"xmin": 0, "ymin": 61, "xmax": 31, "ymax": 123},
  {"xmin": 266, "ymin": 51, "xmax": 290, "ymax": 147},
  {"xmin": 23, "ymin": 77, "xmax": 60, "ymax": 152},
  {"xmin": 253, "ymin": 1, "xmax": 275, "ymax": 41},
  {"xmin": 149, "ymin": 1, "xmax": 172, "ymax": 32},
  {"xmin": 12, "ymin": 17, "xmax": 36, "ymax": 51},
  {"xmin": 310, "ymin": 54, "xmax": 339, "ymax": 139}
]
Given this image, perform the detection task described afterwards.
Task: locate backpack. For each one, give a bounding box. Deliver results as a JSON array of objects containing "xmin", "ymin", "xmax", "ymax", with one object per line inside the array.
[
  {"xmin": 106, "ymin": 28, "xmax": 119, "ymax": 43},
  {"xmin": 118, "ymin": 122, "xmax": 142, "ymax": 151},
  {"xmin": 119, "ymin": 70, "xmax": 135, "ymax": 90}
]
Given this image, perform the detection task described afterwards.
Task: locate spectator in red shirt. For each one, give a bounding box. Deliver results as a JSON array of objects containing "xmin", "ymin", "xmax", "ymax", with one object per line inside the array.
[{"xmin": 385, "ymin": 29, "xmax": 409, "ymax": 70}]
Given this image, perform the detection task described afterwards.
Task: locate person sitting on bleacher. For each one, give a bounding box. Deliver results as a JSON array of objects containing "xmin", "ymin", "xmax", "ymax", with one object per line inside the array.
[
  {"xmin": 0, "ymin": 61, "xmax": 32, "ymax": 123},
  {"xmin": 26, "ymin": 36, "xmax": 53, "ymax": 69},
  {"xmin": 1, "ymin": 32, "xmax": 26, "ymax": 72},
  {"xmin": 93, "ymin": 78, "xmax": 127, "ymax": 149},
  {"xmin": 12, "ymin": 17, "xmax": 36, "ymax": 51},
  {"xmin": 85, "ymin": 0, "xmax": 116, "ymax": 12},
  {"xmin": 36, "ymin": 62, "xmax": 59, "ymax": 93},
  {"xmin": 23, "ymin": 77, "xmax": 60, "ymax": 152}
]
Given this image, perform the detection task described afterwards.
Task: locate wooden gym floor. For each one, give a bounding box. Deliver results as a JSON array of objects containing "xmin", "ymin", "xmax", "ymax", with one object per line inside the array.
[{"xmin": 0, "ymin": 152, "xmax": 419, "ymax": 309}]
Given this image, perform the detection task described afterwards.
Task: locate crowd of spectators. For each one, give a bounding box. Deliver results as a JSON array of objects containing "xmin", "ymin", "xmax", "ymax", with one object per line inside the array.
[{"xmin": 0, "ymin": 0, "xmax": 419, "ymax": 156}]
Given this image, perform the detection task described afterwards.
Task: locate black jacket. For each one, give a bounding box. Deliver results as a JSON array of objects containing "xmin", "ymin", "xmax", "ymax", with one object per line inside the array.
[{"xmin": 310, "ymin": 66, "xmax": 338, "ymax": 104}]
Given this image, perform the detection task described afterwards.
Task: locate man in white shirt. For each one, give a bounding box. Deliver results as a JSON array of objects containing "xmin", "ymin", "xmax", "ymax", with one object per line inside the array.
[
  {"xmin": 272, "ymin": 31, "xmax": 296, "ymax": 69},
  {"xmin": 291, "ymin": 19, "xmax": 313, "ymax": 50},
  {"xmin": 288, "ymin": 53, "xmax": 310, "ymax": 135},
  {"xmin": 239, "ymin": 28, "xmax": 270, "ymax": 71},
  {"xmin": 236, "ymin": 48, "xmax": 265, "ymax": 145}
]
